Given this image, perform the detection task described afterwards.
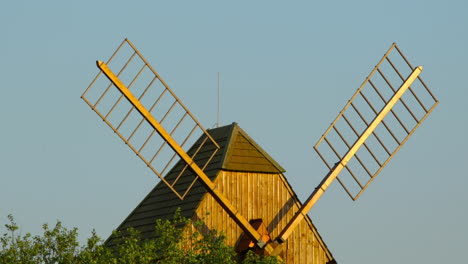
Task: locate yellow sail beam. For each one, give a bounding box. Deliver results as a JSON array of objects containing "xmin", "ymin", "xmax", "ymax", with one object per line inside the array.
[
  {"xmin": 96, "ymin": 61, "xmax": 280, "ymax": 256},
  {"xmin": 276, "ymin": 66, "xmax": 423, "ymax": 244}
]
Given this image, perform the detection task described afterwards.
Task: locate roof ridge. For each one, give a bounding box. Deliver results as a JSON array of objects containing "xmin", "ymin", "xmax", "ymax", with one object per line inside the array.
[
  {"xmin": 211, "ymin": 123, "xmax": 285, "ymax": 173},
  {"xmin": 207, "ymin": 122, "xmax": 237, "ymax": 171},
  {"xmin": 234, "ymin": 125, "xmax": 285, "ymax": 173}
]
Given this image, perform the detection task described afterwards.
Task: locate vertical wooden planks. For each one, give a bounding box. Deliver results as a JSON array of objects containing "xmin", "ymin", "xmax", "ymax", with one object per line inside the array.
[{"xmin": 193, "ymin": 170, "xmax": 334, "ymax": 263}]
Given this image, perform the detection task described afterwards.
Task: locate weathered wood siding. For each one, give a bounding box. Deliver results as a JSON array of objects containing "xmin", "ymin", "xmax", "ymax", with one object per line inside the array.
[{"xmin": 193, "ymin": 170, "xmax": 334, "ymax": 264}]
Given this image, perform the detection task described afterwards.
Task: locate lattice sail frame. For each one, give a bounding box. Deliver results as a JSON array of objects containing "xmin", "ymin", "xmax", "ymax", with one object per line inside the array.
[
  {"xmin": 314, "ymin": 43, "xmax": 439, "ymax": 200},
  {"xmin": 276, "ymin": 43, "xmax": 439, "ymax": 244},
  {"xmin": 82, "ymin": 39, "xmax": 281, "ymax": 256},
  {"xmin": 81, "ymin": 39, "xmax": 220, "ymax": 200}
]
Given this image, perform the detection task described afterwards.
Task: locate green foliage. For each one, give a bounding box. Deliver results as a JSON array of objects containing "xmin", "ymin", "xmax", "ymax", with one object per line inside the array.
[
  {"xmin": 0, "ymin": 214, "xmax": 83, "ymax": 264},
  {"xmin": 242, "ymin": 251, "xmax": 283, "ymax": 264},
  {"xmin": 0, "ymin": 213, "xmax": 282, "ymax": 264}
]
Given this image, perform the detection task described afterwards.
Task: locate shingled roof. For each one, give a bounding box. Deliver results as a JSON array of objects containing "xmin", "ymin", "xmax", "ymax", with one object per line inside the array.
[{"xmin": 106, "ymin": 122, "xmax": 285, "ymax": 244}]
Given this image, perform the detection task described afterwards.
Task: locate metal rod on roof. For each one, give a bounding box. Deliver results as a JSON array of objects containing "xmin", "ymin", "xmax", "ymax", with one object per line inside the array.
[{"xmin": 217, "ymin": 72, "xmax": 220, "ymax": 128}]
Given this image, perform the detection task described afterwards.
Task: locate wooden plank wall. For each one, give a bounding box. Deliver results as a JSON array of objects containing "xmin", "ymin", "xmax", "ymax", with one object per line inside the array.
[{"xmin": 193, "ymin": 170, "xmax": 334, "ymax": 264}]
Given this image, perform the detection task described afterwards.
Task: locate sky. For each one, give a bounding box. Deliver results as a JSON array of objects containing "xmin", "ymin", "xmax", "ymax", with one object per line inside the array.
[{"xmin": 1, "ymin": 1, "xmax": 467, "ymax": 263}]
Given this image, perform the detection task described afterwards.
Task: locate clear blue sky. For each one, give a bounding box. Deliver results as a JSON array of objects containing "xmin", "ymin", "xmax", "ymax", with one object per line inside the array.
[{"xmin": 1, "ymin": 1, "xmax": 467, "ymax": 263}]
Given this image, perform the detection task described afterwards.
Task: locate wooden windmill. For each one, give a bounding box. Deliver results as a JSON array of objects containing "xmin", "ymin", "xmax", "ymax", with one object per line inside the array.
[{"xmin": 81, "ymin": 39, "xmax": 438, "ymax": 263}]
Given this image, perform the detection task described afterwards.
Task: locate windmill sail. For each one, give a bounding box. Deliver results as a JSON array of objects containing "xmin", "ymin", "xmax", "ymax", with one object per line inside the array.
[
  {"xmin": 82, "ymin": 39, "xmax": 219, "ymax": 199},
  {"xmin": 81, "ymin": 39, "xmax": 279, "ymax": 255},
  {"xmin": 276, "ymin": 43, "xmax": 439, "ymax": 244}
]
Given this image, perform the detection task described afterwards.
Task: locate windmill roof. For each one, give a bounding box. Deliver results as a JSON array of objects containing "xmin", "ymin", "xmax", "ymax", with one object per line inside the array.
[
  {"xmin": 106, "ymin": 123, "xmax": 285, "ymax": 243},
  {"xmin": 105, "ymin": 123, "xmax": 328, "ymax": 255}
]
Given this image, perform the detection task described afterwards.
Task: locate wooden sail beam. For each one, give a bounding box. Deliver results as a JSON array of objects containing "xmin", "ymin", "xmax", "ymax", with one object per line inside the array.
[
  {"xmin": 96, "ymin": 61, "xmax": 281, "ymax": 256},
  {"xmin": 276, "ymin": 66, "xmax": 423, "ymax": 243}
]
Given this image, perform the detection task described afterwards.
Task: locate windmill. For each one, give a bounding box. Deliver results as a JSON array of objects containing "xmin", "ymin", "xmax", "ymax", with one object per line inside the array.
[{"xmin": 81, "ymin": 39, "xmax": 438, "ymax": 263}]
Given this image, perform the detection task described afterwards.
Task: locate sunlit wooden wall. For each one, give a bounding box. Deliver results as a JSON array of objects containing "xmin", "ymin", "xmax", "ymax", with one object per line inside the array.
[{"xmin": 193, "ymin": 170, "xmax": 335, "ymax": 264}]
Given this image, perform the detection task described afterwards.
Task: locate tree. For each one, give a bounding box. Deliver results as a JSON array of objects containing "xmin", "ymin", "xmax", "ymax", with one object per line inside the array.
[{"xmin": 0, "ymin": 213, "xmax": 282, "ymax": 264}]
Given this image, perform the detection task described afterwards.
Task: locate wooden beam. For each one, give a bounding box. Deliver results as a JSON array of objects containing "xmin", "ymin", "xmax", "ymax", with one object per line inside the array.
[
  {"xmin": 276, "ymin": 66, "xmax": 423, "ymax": 243},
  {"xmin": 96, "ymin": 61, "xmax": 280, "ymax": 257}
]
